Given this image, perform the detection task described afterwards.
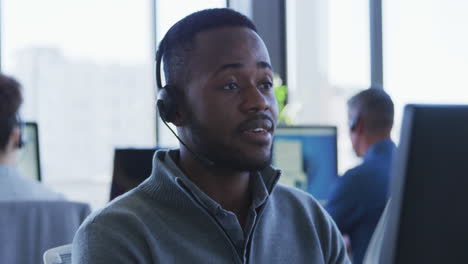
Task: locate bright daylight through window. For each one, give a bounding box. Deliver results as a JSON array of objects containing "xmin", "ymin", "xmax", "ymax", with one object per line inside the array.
[
  {"xmin": 1, "ymin": 0, "xmax": 155, "ymax": 208},
  {"xmin": 1, "ymin": 0, "xmax": 228, "ymax": 209}
]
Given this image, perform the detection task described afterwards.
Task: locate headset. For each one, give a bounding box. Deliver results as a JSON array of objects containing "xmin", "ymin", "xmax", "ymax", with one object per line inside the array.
[
  {"xmin": 155, "ymin": 43, "xmax": 214, "ymax": 167},
  {"xmin": 349, "ymin": 117, "xmax": 358, "ymax": 132},
  {"xmin": 349, "ymin": 109, "xmax": 361, "ymax": 132},
  {"xmin": 155, "ymin": 43, "xmax": 178, "ymax": 123},
  {"xmin": 15, "ymin": 114, "xmax": 24, "ymax": 148}
]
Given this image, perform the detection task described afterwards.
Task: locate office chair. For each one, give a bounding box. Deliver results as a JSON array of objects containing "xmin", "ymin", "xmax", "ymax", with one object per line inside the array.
[
  {"xmin": 43, "ymin": 244, "xmax": 72, "ymax": 264},
  {"xmin": 0, "ymin": 200, "xmax": 90, "ymax": 264}
]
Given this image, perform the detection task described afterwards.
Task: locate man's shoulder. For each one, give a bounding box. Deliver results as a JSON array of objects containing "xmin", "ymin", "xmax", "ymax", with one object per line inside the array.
[
  {"xmin": 273, "ymin": 184, "xmax": 317, "ymax": 203},
  {"xmin": 271, "ymin": 183, "xmax": 338, "ymax": 222},
  {"xmin": 343, "ymin": 155, "xmax": 392, "ymax": 183},
  {"xmin": 24, "ymin": 178, "xmax": 64, "ymax": 200},
  {"xmin": 345, "ymin": 162, "xmax": 368, "ymax": 175},
  {"xmin": 72, "ymin": 188, "xmax": 160, "ymax": 263},
  {"xmin": 269, "ymin": 184, "xmax": 350, "ymax": 263},
  {"xmin": 0, "ymin": 170, "xmax": 64, "ymax": 200},
  {"xmin": 271, "ymin": 184, "xmax": 329, "ymax": 219},
  {"xmin": 73, "ymin": 188, "xmax": 158, "ymax": 253},
  {"xmin": 342, "ymin": 160, "xmax": 381, "ymax": 181},
  {"xmin": 83, "ymin": 188, "xmax": 154, "ymax": 228}
]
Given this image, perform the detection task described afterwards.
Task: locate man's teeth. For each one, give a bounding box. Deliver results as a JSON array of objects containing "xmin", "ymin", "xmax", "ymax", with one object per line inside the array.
[{"xmin": 251, "ymin": 128, "xmax": 265, "ymax": 132}]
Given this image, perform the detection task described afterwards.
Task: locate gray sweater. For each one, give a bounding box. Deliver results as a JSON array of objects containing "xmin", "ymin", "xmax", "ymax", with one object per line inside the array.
[{"xmin": 72, "ymin": 150, "xmax": 350, "ymax": 263}]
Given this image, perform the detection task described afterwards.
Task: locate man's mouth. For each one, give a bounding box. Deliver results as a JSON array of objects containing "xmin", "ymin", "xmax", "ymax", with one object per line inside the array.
[
  {"xmin": 238, "ymin": 115, "xmax": 275, "ymax": 144},
  {"xmin": 238, "ymin": 116, "xmax": 274, "ymax": 133},
  {"xmin": 246, "ymin": 128, "xmax": 268, "ymax": 133}
]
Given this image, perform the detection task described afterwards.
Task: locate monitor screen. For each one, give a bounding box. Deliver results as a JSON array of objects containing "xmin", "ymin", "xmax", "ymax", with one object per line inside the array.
[
  {"xmin": 273, "ymin": 126, "xmax": 338, "ymax": 201},
  {"xmin": 381, "ymin": 105, "xmax": 468, "ymax": 264},
  {"xmin": 16, "ymin": 122, "xmax": 41, "ymax": 181},
  {"xmin": 110, "ymin": 148, "xmax": 157, "ymax": 201}
]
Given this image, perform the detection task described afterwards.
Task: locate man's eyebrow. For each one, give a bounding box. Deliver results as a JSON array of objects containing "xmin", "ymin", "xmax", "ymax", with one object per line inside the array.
[
  {"xmin": 214, "ymin": 61, "xmax": 273, "ymax": 76},
  {"xmin": 214, "ymin": 63, "xmax": 243, "ymax": 76},
  {"xmin": 257, "ymin": 61, "xmax": 273, "ymax": 70}
]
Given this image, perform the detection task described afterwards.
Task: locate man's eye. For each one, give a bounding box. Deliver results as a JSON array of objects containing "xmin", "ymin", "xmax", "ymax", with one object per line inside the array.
[
  {"xmin": 223, "ymin": 82, "xmax": 239, "ymax": 90},
  {"xmin": 259, "ymin": 82, "xmax": 273, "ymax": 90}
]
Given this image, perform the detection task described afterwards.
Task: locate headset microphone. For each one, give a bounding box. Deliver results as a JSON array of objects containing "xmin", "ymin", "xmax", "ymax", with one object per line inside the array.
[{"xmin": 159, "ymin": 117, "xmax": 215, "ymax": 168}]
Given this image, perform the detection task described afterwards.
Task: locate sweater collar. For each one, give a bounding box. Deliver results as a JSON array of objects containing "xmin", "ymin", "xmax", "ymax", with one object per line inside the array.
[{"xmin": 146, "ymin": 149, "xmax": 280, "ymax": 215}]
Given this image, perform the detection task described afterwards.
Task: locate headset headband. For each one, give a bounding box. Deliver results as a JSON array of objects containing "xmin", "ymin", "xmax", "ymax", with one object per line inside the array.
[{"xmin": 155, "ymin": 42, "xmax": 164, "ymax": 90}]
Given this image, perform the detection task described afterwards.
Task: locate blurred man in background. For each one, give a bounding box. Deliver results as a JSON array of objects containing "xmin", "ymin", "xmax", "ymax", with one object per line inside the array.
[
  {"xmin": 326, "ymin": 88, "xmax": 396, "ymax": 264},
  {"xmin": 0, "ymin": 73, "xmax": 63, "ymax": 200}
]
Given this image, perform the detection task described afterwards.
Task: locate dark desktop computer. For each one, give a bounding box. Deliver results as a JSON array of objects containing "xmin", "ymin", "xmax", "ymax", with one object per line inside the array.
[
  {"xmin": 109, "ymin": 148, "xmax": 157, "ymax": 201},
  {"xmin": 381, "ymin": 105, "xmax": 468, "ymax": 264}
]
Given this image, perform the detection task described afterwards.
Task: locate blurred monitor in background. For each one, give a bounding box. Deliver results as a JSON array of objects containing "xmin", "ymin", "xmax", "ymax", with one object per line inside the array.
[
  {"xmin": 273, "ymin": 126, "xmax": 338, "ymax": 202},
  {"xmin": 17, "ymin": 122, "xmax": 41, "ymax": 182},
  {"xmin": 109, "ymin": 148, "xmax": 158, "ymax": 201}
]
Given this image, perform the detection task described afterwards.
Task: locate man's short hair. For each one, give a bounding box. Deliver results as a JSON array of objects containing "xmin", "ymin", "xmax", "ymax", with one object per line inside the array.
[
  {"xmin": 348, "ymin": 88, "xmax": 394, "ymax": 134},
  {"xmin": 157, "ymin": 8, "xmax": 257, "ymax": 89},
  {"xmin": 0, "ymin": 74, "xmax": 23, "ymax": 150}
]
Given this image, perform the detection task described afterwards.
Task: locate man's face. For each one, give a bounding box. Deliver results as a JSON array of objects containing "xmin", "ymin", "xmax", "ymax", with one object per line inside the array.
[
  {"xmin": 348, "ymin": 107, "xmax": 360, "ymax": 157},
  {"xmin": 179, "ymin": 27, "xmax": 278, "ymax": 171}
]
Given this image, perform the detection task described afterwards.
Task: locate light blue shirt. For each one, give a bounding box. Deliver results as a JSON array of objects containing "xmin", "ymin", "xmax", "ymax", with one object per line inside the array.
[{"xmin": 0, "ymin": 165, "xmax": 64, "ymax": 200}]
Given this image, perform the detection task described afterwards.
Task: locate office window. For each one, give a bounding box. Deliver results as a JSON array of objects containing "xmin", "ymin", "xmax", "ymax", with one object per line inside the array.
[
  {"xmin": 286, "ymin": 0, "xmax": 370, "ymax": 173},
  {"xmin": 155, "ymin": 0, "xmax": 227, "ymax": 147},
  {"xmin": 1, "ymin": 0, "xmax": 155, "ymax": 209},
  {"xmin": 384, "ymin": 0, "xmax": 468, "ymax": 141}
]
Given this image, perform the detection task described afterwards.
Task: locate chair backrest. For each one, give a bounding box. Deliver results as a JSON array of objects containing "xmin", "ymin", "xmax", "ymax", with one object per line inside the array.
[
  {"xmin": 110, "ymin": 148, "xmax": 157, "ymax": 201},
  {"xmin": 0, "ymin": 200, "xmax": 91, "ymax": 264},
  {"xmin": 43, "ymin": 244, "xmax": 72, "ymax": 264}
]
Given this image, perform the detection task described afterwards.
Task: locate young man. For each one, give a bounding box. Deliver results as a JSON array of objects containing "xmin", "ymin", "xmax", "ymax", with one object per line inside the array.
[
  {"xmin": 0, "ymin": 74, "xmax": 63, "ymax": 200},
  {"xmin": 73, "ymin": 8, "xmax": 349, "ymax": 263},
  {"xmin": 326, "ymin": 88, "xmax": 396, "ymax": 264}
]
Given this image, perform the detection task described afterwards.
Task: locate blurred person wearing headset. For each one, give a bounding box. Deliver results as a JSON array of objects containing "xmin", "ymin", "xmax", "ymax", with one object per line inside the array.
[
  {"xmin": 0, "ymin": 73, "xmax": 63, "ymax": 200},
  {"xmin": 326, "ymin": 88, "xmax": 396, "ymax": 264}
]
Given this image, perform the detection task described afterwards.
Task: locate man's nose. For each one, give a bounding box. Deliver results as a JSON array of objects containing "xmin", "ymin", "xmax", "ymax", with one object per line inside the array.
[{"xmin": 240, "ymin": 83, "xmax": 271, "ymax": 113}]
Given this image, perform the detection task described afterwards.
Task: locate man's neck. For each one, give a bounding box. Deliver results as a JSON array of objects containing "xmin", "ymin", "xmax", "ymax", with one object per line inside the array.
[
  {"xmin": 177, "ymin": 148, "xmax": 252, "ymax": 227},
  {"xmin": 0, "ymin": 151, "xmax": 15, "ymax": 166},
  {"xmin": 362, "ymin": 134, "xmax": 390, "ymax": 156}
]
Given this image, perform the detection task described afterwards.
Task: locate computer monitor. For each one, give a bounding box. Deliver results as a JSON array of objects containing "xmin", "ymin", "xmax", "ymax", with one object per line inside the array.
[
  {"xmin": 273, "ymin": 126, "xmax": 338, "ymax": 201},
  {"xmin": 16, "ymin": 122, "xmax": 41, "ymax": 181},
  {"xmin": 109, "ymin": 148, "xmax": 157, "ymax": 201},
  {"xmin": 381, "ymin": 105, "xmax": 468, "ymax": 264}
]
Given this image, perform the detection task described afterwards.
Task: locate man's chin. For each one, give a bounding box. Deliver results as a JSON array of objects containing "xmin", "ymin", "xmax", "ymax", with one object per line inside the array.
[
  {"xmin": 234, "ymin": 148, "xmax": 272, "ymax": 171},
  {"xmin": 212, "ymin": 154, "xmax": 272, "ymax": 172}
]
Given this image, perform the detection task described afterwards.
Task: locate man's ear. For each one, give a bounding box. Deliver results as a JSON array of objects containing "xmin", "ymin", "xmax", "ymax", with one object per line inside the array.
[
  {"xmin": 8, "ymin": 127, "xmax": 21, "ymax": 150},
  {"xmin": 171, "ymin": 104, "xmax": 188, "ymax": 127},
  {"xmin": 355, "ymin": 117, "xmax": 365, "ymax": 135}
]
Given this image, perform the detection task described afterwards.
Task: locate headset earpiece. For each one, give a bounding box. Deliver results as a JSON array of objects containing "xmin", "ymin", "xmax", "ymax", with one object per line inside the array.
[
  {"xmin": 15, "ymin": 115, "xmax": 24, "ymax": 148},
  {"xmin": 349, "ymin": 115, "xmax": 360, "ymax": 132},
  {"xmin": 157, "ymin": 85, "xmax": 178, "ymax": 123},
  {"xmin": 156, "ymin": 40, "xmax": 179, "ymax": 124},
  {"xmin": 17, "ymin": 127, "xmax": 24, "ymax": 149},
  {"xmin": 154, "ymin": 37, "xmax": 214, "ymax": 167}
]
